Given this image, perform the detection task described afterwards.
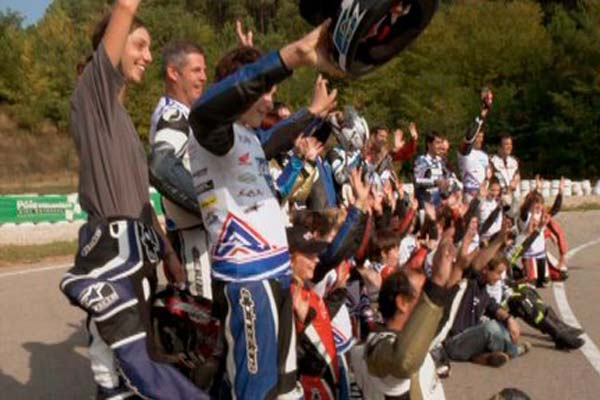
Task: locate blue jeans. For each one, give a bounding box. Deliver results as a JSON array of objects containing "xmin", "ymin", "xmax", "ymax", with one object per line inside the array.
[{"xmin": 444, "ymin": 320, "xmax": 519, "ymax": 360}]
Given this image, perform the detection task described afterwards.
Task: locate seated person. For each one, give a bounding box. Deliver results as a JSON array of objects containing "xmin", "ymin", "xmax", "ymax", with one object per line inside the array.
[{"xmin": 443, "ymin": 255, "xmax": 530, "ymax": 367}]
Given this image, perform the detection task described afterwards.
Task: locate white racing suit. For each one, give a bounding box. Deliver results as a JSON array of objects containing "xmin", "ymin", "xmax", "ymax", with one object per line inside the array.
[
  {"xmin": 187, "ymin": 52, "xmax": 306, "ymax": 399},
  {"xmin": 149, "ymin": 96, "xmax": 213, "ymax": 300}
]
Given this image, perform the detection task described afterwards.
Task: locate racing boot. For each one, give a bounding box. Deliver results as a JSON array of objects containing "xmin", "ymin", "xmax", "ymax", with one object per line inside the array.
[
  {"xmin": 540, "ymin": 312, "xmax": 584, "ymax": 350},
  {"xmin": 546, "ymin": 308, "xmax": 584, "ymax": 337}
]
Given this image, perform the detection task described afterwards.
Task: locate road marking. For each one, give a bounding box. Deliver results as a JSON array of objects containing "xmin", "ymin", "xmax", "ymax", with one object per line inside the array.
[
  {"xmin": 553, "ymin": 237, "xmax": 600, "ymax": 376},
  {"xmin": 0, "ymin": 263, "xmax": 71, "ymax": 279}
]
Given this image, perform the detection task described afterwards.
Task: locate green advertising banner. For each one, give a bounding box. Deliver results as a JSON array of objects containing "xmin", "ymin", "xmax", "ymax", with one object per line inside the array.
[{"xmin": 0, "ymin": 189, "xmax": 164, "ymax": 225}]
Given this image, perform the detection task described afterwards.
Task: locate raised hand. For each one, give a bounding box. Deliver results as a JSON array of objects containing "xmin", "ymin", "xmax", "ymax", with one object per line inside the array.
[
  {"xmin": 479, "ymin": 180, "xmax": 489, "ymax": 199},
  {"xmin": 235, "ymin": 20, "xmax": 254, "ymax": 47},
  {"xmin": 295, "ymin": 136, "xmax": 324, "ymax": 162},
  {"xmin": 411, "ymin": 196, "xmax": 419, "ymax": 211},
  {"xmin": 408, "ymin": 122, "xmax": 419, "ymax": 141},
  {"xmin": 480, "ymin": 88, "xmax": 493, "ymax": 120},
  {"xmin": 431, "ymin": 226, "xmax": 457, "ymax": 288},
  {"xmin": 308, "ymin": 74, "xmax": 338, "ymax": 118},
  {"xmin": 393, "ymin": 129, "xmax": 405, "ymax": 151},
  {"xmin": 279, "ymin": 19, "xmax": 345, "ymax": 77},
  {"xmin": 535, "ymin": 174, "xmax": 543, "ymax": 192},
  {"xmin": 383, "ymin": 179, "xmax": 395, "ymax": 206},
  {"xmin": 371, "ymin": 187, "xmax": 385, "ymax": 215},
  {"xmin": 559, "ymin": 176, "xmax": 566, "ymax": 193},
  {"xmin": 424, "ymin": 202, "xmax": 437, "ymax": 221},
  {"xmin": 455, "ymin": 217, "xmax": 478, "ymax": 271},
  {"xmin": 291, "ymin": 283, "xmax": 310, "ymax": 323},
  {"xmin": 349, "ymin": 168, "xmax": 370, "ymax": 211}
]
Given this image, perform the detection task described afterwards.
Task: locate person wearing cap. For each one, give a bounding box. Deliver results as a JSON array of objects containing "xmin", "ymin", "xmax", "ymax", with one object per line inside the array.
[{"xmin": 288, "ymin": 224, "xmax": 342, "ymax": 400}]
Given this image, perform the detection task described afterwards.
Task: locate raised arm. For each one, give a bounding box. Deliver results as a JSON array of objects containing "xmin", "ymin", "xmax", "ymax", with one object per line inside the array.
[
  {"xmin": 189, "ymin": 20, "xmax": 340, "ymax": 156},
  {"xmin": 188, "ymin": 53, "xmax": 292, "ymax": 155},
  {"xmin": 103, "ymin": 0, "xmax": 141, "ymax": 67}
]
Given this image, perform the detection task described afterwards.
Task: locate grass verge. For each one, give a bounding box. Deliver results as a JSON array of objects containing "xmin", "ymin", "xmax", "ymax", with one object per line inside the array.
[
  {"xmin": 563, "ymin": 203, "xmax": 600, "ymax": 212},
  {"xmin": 0, "ymin": 240, "xmax": 77, "ymax": 265}
]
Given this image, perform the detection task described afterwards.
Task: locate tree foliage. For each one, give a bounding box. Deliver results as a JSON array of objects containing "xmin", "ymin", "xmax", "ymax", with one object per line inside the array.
[{"xmin": 0, "ymin": 0, "xmax": 598, "ymax": 178}]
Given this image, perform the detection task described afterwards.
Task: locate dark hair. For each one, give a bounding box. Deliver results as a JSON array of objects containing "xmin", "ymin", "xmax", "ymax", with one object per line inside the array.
[
  {"xmin": 372, "ymin": 126, "xmax": 389, "ymax": 135},
  {"xmin": 425, "ymin": 130, "xmax": 443, "ymax": 146},
  {"xmin": 91, "ymin": 12, "xmax": 148, "ymax": 51},
  {"xmin": 215, "ymin": 46, "xmax": 263, "ymax": 82},
  {"xmin": 374, "ymin": 230, "xmax": 401, "ymax": 255},
  {"xmin": 262, "ymin": 102, "xmax": 292, "ymax": 129},
  {"xmin": 488, "ymin": 253, "xmax": 509, "ymax": 272},
  {"xmin": 500, "ymin": 134, "xmax": 513, "ymax": 142},
  {"xmin": 161, "ymin": 40, "xmax": 205, "ymax": 79},
  {"xmin": 489, "ymin": 176, "xmax": 501, "ymax": 187},
  {"xmin": 378, "ymin": 270, "xmax": 416, "ymax": 321},
  {"xmin": 290, "ymin": 209, "xmax": 340, "ymax": 239}
]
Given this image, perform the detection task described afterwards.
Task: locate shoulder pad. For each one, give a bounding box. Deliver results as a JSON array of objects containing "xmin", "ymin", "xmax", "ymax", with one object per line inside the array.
[{"xmin": 157, "ymin": 106, "xmax": 189, "ymax": 135}]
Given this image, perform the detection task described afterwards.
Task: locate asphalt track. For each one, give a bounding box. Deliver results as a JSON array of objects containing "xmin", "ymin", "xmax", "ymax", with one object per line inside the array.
[{"xmin": 1, "ymin": 211, "xmax": 600, "ymax": 399}]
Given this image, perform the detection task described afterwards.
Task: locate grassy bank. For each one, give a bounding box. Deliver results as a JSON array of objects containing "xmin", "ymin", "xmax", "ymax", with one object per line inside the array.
[{"xmin": 0, "ymin": 240, "xmax": 76, "ymax": 265}]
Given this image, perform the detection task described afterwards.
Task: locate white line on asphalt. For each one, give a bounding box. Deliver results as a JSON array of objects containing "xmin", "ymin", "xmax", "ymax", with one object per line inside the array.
[
  {"xmin": 0, "ymin": 263, "xmax": 71, "ymax": 279},
  {"xmin": 553, "ymin": 237, "xmax": 600, "ymax": 377}
]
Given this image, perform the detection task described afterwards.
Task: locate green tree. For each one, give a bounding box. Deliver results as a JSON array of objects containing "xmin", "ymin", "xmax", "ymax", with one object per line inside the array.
[{"xmin": 0, "ymin": 11, "xmax": 25, "ymax": 104}]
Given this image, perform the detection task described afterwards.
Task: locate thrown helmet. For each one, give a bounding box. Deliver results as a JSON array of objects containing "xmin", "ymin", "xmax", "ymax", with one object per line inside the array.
[{"xmin": 300, "ymin": 0, "xmax": 440, "ymax": 77}]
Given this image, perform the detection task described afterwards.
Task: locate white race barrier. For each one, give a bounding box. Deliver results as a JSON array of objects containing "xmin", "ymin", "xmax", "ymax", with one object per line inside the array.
[
  {"xmin": 582, "ymin": 180, "xmax": 592, "ymax": 196},
  {"xmin": 551, "ymin": 180, "xmax": 560, "ymax": 196},
  {"xmin": 542, "ymin": 187, "xmax": 551, "ymax": 198},
  {"xmin": 572, "ymin": 181, "xmax": 583, "ymax": 197},
  {"xmin": 542, "ymin": 180, "xmax": 551, "ymax": 190},
  {"xmin": 563, "ymin": 179, "xmax": 573, "ymax": 196},
  {"xmin": 594, "ymin": 181, "xmax": 600, "ymax": 196}
]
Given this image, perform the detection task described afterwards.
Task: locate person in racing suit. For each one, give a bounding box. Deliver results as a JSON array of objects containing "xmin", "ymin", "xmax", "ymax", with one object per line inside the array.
[
  {"xmin": 186, "ymin": 24, "xmax": 340, "ymax": 398},
  {"xmin": 327, "ymin": 106, "xmax": 370, "ymax": 206},
  {"xmin": 458, "ymin": 88, "xmax": 494, "ymax": 202},
  {"xmin": 413, "ymin": 131, "xmax": 455, "ymax": 209},
  {"xmin": 59, "ymin": 3, "xmax": 208, "ymax": 399},
  {"xmin": 490, "ymin": 135, "xmax": 520, "ymax": 205},
  {"xmin": 148, "ymin": 40, "xmax": 214, "ymax": 300},
  {"xmin": 149, "ymin": 44, "xmax": 330, "ymax": 300}
]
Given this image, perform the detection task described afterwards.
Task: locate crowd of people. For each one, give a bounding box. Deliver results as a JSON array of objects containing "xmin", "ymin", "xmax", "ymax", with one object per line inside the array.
[{"xmin": 60, "ymin": 2, "xmax": 586, "ymax": 399}]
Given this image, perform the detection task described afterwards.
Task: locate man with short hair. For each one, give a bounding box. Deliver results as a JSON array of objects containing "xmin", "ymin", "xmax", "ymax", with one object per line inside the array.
[
  {"xmin": 148, "ymin": 40, "xmax": 212, "ymax": 299},
  {"xmin": 413, "ymin": 131, "xmax": 451, "ymax": 208}
]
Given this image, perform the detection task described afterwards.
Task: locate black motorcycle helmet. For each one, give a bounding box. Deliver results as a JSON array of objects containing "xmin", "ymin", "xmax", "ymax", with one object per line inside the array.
[{"xmin": 300, "ymin": 0, "xmax": 439, "ymax": 77}]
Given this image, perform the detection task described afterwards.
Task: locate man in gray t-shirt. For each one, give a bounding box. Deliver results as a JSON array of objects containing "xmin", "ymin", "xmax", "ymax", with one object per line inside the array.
[{"xmin": 60, "ymin": 2, "xmax": 207, "ymax": 399}]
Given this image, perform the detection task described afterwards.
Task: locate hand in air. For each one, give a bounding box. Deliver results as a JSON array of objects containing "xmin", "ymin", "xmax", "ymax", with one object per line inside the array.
[
  {"xmin": 309, "ymin": 74, "xmax": 338, "ymax": 117},
  {"xmin": 431, "ymin": 226, "xmax": 457, "ymax": 288},
  {"xmin": 393, "ymin": 129, "xmax": 405, "ymax": 152},
  {"xmin": 235, "ymin": 20, "xmax": 254, "ymax": 47},
  {"xmin": 295, "ymin": 136, "xmax": 324, "ymax": 162}
]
